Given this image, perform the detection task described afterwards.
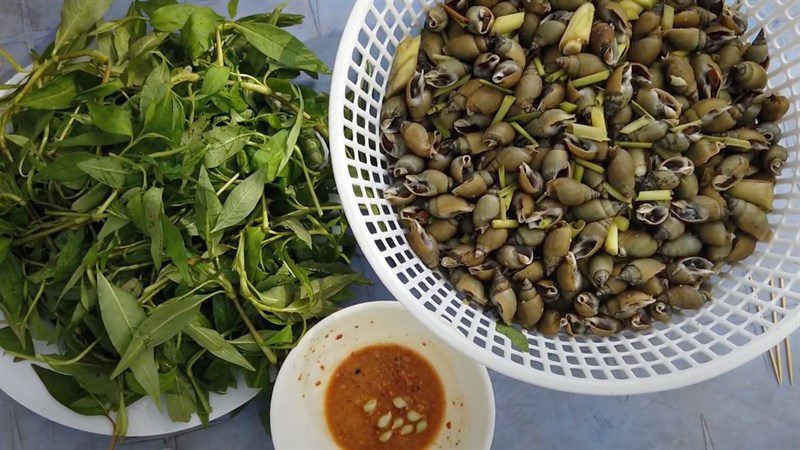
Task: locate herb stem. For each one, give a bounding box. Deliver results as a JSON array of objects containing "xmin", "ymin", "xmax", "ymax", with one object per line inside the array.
[
  {"xmin": 215, "ymin": 28, "xmax": 225, "ymax": 67},
  {"xmin": 229, "ymin": 289, "xmax": 277, "ymax": 365},
  {"xmin": 13, "ymin": 217, "xmax": 90, "ymax": 245}
]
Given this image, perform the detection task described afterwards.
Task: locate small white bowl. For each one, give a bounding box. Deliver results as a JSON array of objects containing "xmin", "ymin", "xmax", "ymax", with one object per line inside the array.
[{"xmin": 270, "ymin": 301, "xmax": 495, "ymax": 449}]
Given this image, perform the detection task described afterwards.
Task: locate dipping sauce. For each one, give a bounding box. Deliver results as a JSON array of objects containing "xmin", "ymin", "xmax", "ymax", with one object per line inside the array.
[{"xmin": 324, "ymin": 344, "xmax": 446, "ymax": 450}]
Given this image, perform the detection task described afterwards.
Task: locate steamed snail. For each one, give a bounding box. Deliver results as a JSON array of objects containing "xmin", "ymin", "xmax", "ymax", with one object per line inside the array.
[{"xmin": 380, "ymin": 0, "xmax": 790, "ymax": 337}]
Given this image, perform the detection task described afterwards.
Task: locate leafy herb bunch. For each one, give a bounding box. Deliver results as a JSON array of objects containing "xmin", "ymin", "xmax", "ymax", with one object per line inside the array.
[{"xmin": 0, "ymin": 0, "xmax": 364, "ymax": 434}]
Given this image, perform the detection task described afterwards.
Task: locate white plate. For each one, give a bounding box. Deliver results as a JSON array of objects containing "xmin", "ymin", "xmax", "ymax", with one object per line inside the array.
[{"xmin": 270, "ymin": 301, "xmax": 495, "ymax": 450}]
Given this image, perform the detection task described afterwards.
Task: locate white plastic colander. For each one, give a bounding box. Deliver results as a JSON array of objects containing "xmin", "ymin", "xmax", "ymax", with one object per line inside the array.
[{"xmin": 329, "ymin": 0, "xmax": 800, "ymax": 394}]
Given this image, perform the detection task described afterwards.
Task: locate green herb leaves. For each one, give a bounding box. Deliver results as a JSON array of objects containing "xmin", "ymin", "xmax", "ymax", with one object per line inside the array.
[
  {"xmin": 19, "ymin": 76, "xmax": 77, "ymax": 110},
  {"xmin": 88, "ymin": 103, "xmax": 133, "ymax": 137},
  {"xmin": 54, "ymin": 0, "xmax": 114, "ymax": 54},
  {"xmin": 232, "ymin": 22, "xmax": 329, "ymax": 73},
  {"xmin": 213, "ymin": 170, "xmax": 265, "ymax": 232},
  {"xmin": 495, "ymin": 323, "xmax": 530, "ymax": 352}
]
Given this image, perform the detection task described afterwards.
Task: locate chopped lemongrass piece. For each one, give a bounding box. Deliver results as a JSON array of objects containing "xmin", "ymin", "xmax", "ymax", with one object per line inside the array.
[
  {"xmin": 492, "ymin": 95, "xmax": 517, "ymax": 124},
  {"xmin": 619, "ymin": 116, "xmax": 651, "ymax": 134},
  {"xmin": 379, "ymin": 430, "xmax": 393, "ymax": 442},
  {"xmin": 636, "ymin": 190, "xmax": 673, "ymax": 202},
  {"xmin": 416, "ymin": 420, "xmax": 429, "ymax": 433},
  {"xmin": 613, "ymin": 215, "xmax": 630, "ymax": 232},
  {"xmin": 407, "ymin": 410, "xmax": 423, "ymax": 422},
  {"xmin": 631, "ymin": 0, "xmax": 656, "ymax": 8},
  {"xmin": 492, "ymin": 219, "xmax": 519, "ymax": 229},
  {"xmin": 591, "ymin": 106, "xmax": 607, "ymax": 133},
  {"xmin": 427, "ymin": 102, "xmax": 447, "ymax": 115},
  {"xmin": 498, "ymin": 165, "xmax": 507, "ymax": 189},
  {"xmin": 537, "ymin": 217, "xmax": 554, "ymax": 229},
  {"xmin": 430, "ymin": 116, "xmax": 451, "ymax": 139},
  {"xmin": 670, "ymin": 119, "xmax": 702, "ymax": 133},
  {"xmin": 573, "ymin": 164, "xmax": 585, "ymax": 182},
  {"xmin": 603, "ymin": 182, "xmax": 631, "ymax": 203},
  {"xmin": 662, "ymin": 4, "xmax": 674, "ymax": 30},
  {"xmin": 619, "ymin": 0, "xmax": 643, "ymax": 19},
  {"xmin": 574, "ymin": 158, "xmax": 605, "ymax": 173},
  {"xmin": 377, "ymin": 411, "xmax": 392, "ymax": 428},
  {"xmin": 605, "ymin": 222, "xmax": 619, "ymax": 256},
  {"xmin": 507, "ymin": 111, "xmax": 539, "ymax": 123},
  {"xmin": 571, "ymin": 69, "xmax": 611, "ymax": 88},
  {"xmin": 510, "ymin": 121, "xmax": 536, "ymax": 144},
  {"xmin": 400, "ymin": 424, "xmax": 415, "ymax": 435},
  {"xmin": 630, "ymin": 99, "xmax": 654, "ymax": 119},
  {"xmin": 491, "ymin": 11, "xmax": 525, "ymax": 34},
  {"xmin": 392, "ymin": 418, "xmax": 404, "ymax": 429},
  {"xmin": 595, "ymin": 89, "xmax": 605, "ymax": 106},
  {"xmin": 498, "ymin": 183, "xmax": 519, "ymax": 199},
  {"xmin": 559, "ymin": 101, "xmax": 578, "ymax": 113},
  {"xmin": 545, "ymin": 69, "xmax": 566, "ymax": 83},
  {"xmin": 363, "ymin": 398, "xmax": 378, "ymax": 413},
  {"xmin": 433, "ymin": 74, "xmax": 472, "ymax": 98},
  {"xmin": 571, "ymin": 123, "xmax": 608, "ymax": 141},
  {"xmin": 705, "ymin": 135, "xmax": 752, "ymax": 149},
  {"xmin": 533, "ymin": 57, "xmax": 545, "ymax": 76},
  {"xmin": 477, "ymin": 78, "xmax": 514, "ymax": 94},
  {"xmin": 618, "ymin": 141, "xmax": 653, "ymax": 149},
  {"xmin": 392, "ymin": 397, "xmax": 408, "ymax": 409}
]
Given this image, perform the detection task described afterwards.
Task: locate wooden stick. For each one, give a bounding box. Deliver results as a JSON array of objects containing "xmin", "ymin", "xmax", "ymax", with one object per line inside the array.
[
  {"xmin": 751, "ymin": 280, "xmax": 781, "ymax": 384},
  {"xmin": 769, "ymin": 276, "xmax": 784, "ymax": 384},
  {"xmin": 779, "ymin": 278, "xmax": 794, "ymax": 385}
]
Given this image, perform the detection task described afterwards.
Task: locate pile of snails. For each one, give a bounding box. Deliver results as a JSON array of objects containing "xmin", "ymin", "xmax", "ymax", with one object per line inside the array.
[{"xmin": 380, "ymin": 0, "xmax": 790, "ymax": 337}]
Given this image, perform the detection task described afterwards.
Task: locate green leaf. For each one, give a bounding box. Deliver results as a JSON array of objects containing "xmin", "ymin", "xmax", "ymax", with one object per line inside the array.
[
  {"xmin": 56, "ymin": 130, "xmax": 131, "ymax": 147},
  {"xmin": 182, "ymin": 9, "xmax": 223, "ymax": 60},
  {"xmin": 97, "ymin": 216, "xmax": 129, "ymax": 242},
  {"xmin": 112, "ymin": 292, "xmax": 215, "ymax": 377},
  {"xmin": 252, "ymin": 129, "xmax": 288, "ymax": 182},
  {"xmin": 0, "ymin": 255, "xmax": 25, "ymax": 323},
  {"xmin": 139, "ymin": 62, "xmax": 169, "ymax": 112},
  {"xmin": 200, "ymin": 65, "xmax": 230, "ymax": 96},
  {"xmin": 195, "ymin": 166, "xmax": 223, "ymax": 245},
  {"xmin": 38, "ymin": 152, "xmax": 94, "ymax": 182},
  {"xmin": 282, "ymin": 218, "xmax": 311, "ymax": 248},
  {"xmin": 232, "ymin": 22, "xmax": 329, "ymax": 73},
  {"xmin": 129, "ymin": 348, "xmax": 162, "ymax": 410},
  {"xmin": 0, "ymin": 237, "xmax": 12, "ymax": 265},
  {"xmin": 77, "ymin": 157, "xmax": 129, "ymax": 188},
  {"xmin": 203, "ymin": 125, "xmax": 249, "ymax": 168},
  {"xmin": 244, "ymin": 226, "xmax": 266, "ymax": 283},
  {"xmin": 0, "ymin": 326, "xmax": 34, "ymax": 356},
  {"xmin": 185, "ymin": 324, "xmax": 255, "ymax": 371},
  {"xmin": 96, "ymin": 271, "xmax": 146, "ymax": 353},
  {"xmin": 32, "ymin": 365, "xmax": 102, "ymax": 415},
  {"xmin": 88, "ymin": 103, "xmax": 133, "ymax": 137},
  {"xmin": 495, "ymin": 323, "xmax": 529, "ymax": 352},
  {"xmin": 150, "ymin": 4, "xmax": 220, "ymax": 32},
  {"xmin": 19, "ymin": 75, "xmax": 77, "ymax": 110},
  {"xmin": 212, "ymin": 170, "xmax": 265, "ymax": 232},
  {"xmin": 52, "ymin": 228, "xmax": 84, "ymax": 282},
  {"xmin": 53, "ymin": 0, "xmax": 115, "ymax": 54},
  {"xmin": 142, "ymin": 91, "xmax": 185, "ymax": 145},
  {"xmin": 166, "ymin": 374, "xmax": 196, "ymax": 422},
  {"xmin": 264, "ymin": 324, "xmax": 293, "ymax": 346},
  {"xmin": 227, "ymin": 0, "xmax": 239, "ymax": 18},
  {"xmin": 76, "ymin": 79, "xmax": 125, "ymax": 100},
  {"xmin": 71, "ymin": 183, "xmax": 109, "ymax": 213},
  {"xmin": 162, "ymin": 216, "xmax": 191, "ymax": 283},
  {"xmin": 143, "ymin": 187, "xmax": 164, "ymax": 270}
]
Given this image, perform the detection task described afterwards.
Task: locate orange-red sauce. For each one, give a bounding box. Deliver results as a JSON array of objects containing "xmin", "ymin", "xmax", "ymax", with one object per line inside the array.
[{"xmin": 324, "ymin": 344, "xmax": 445, "ymax": 450}]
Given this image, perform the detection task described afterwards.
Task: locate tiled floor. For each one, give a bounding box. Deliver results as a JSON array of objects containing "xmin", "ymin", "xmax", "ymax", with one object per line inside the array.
[{"xmin": 0, "ymin": 1, "xmax": 798, "ymax": 449}]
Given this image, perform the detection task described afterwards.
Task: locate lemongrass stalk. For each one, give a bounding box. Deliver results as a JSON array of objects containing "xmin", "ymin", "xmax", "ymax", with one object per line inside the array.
[
  {"xmin": 477, "ymin": 78, "xmax": 514, "ymax": 94},
  {"xmin": 427, "ymin": 102, "xmax": 448, "ymax": 115},
  {"xmin": 613, "ymin": 215, "xmax": 630, "ymax": 232},
  {"xmin": 492, "ymin": 95, "xmax": 517, "ymax": 125},
  {"xmin": 572, "ymin": 69, "xmax": 611, "ymax": 88},
  {"xmin": 605, "ymin": 222, "xmax": 619, "ymax": 256},
  {"xmin": 507, "ymin": 111, "xmax": 540, "ymax": 123},
  {"xmin": 510, "ymin": 122, "xmax": 536, "ymax": 144},
  {"xmin": 704, "ymin": 135, "xmax": 752, "ymax": 149},
  {"xmin": 545, "ymin": 69, "xmax": 566, "ymax": 83},
  {"xmin": 573, "ymin": 163, "xmax": 585, "ymax": 182},
  {"xmin": 619, "ymin": 0, "xmax": 643, "ymax": 19},
  {"xmin": 619, "ymin": 116, "xmax": 651, "ymax": 134},
  {"xmin": 433, "ymin": 74, "xmax": 472, "ymax": 98},
  {"xmin": 431, "ymin": 116, "xmax": 451, "ymax": 139},
  {"xmin": 533, "ymin": 57, "xmax": 545, "ymax": 76},
  {"xmin": 618, "ymin": 141, "xmax": 653, "ymax": 149},
  {"xmin": 492, "ymin": 219, "xmax": 520, "ymax": 229},
  {"xmin": 591, "ymin": 106, "xmax": 607, "ymax": 133},
  {"xmin": 559, "ymin": 101, "xmax": 578, "ymax": 113},
  {"xmin": 630, "ymin": 99, "xmax": 654, "ymax": 119},
  {"xmin": 603, "ymin": 182, "xmax": 631, "ymax": 203},
  {"xmin": 662, "ymin": 4, "xmax": 675, "ymax": 30},
  {"xmin": 574, "ymin": 158, "xmax": 605, "ymax": 173},
  {"xmin": 491, "ymin": 12, "xmax": 526, "ymax": 34},
  {"xmin": 499, "ymin": 165, "xmax": 507, "ymax": 189},
  {"xmin": 595, "ymin": 89, "xmax": 605, "ymax": 106},
  {"xmin": 636, "ymin": 190, "xmax": 673, "ymax": 201},
  {"xmin": 571, "ymin": 123, "xmax": 608, "ymax": 141}
]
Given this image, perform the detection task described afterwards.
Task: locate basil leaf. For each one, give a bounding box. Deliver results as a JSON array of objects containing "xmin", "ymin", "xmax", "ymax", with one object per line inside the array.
[
  {"xmin": 76, "ymin": 79, "xmax": 125, "ymax": 101},
  {"xmin": 166, "ymin": 374, "xmax": 196, "ymax": 422},
  {"xmin": 227, "ymin": 0, "xmax": 239, "ymax": 18},
  {"xmin": 162, "ymin": 216, "xmax": 191, "ymax": 283},
  {"xmin": 264, "ymin": 324, "xmax": 293, "ymax": 346},
  {"xmin": 200, "ymin": 66, "xmax": 230, "ymax": 96},
  {"xmin": 53, "ymin": 0, "xmax": 114, "ymax": 54},
  {"xmin": 252, "ymin": 129, "xmax": 289, "ymax": 182},
  {"xmin": 56, "ymin": 130, "xmax": 131, "ymax": 147},
  {"xmin": 150, "ymin": 4, "xmax": 220, "ymax": 32},
  {"xmin": 232, "ymin": 22, "xmax": 329, "ymax": 73},
  {"xmin": 185, "ymin": 324, "xmax": 255, "ymax": 371},
  {"xmin": 139, "ymin": 62, "xmax": 169, "ymax": 112},
  {"xmin": 282, "ymin": 218, "xmax": 311, "ymax": 248},
  {"xmin": 142, "ymin": 92, "xmax": 185, "ymax": 145},
  {"xmin": 182, "ymin": 9, "xmax": 223, "ymax": 60},
  {"xmin": 71, "ymin": 183, "xmax": 109, "ymax": 213},
  {"xmin": 77, "ymin": 157, "xmax": 129, "ymax": 189},
  {"xmin": 112, "ymin": 292, "xmax": 215, "ymax": 377},
  {"xmin": 38, "ymin": 152, "xmax": 94, "ymax": 182},
  {"xmin": 0, "ymin": 326, "xmax": 34, "ymax": 356},
  {"xmin": 97, "ymin": 216, "xmax": 129, "ymax": 242},
  {"xmin": 203, "ymin": 124, "xmax": 249, "ymax": 168},
  {"xmin": 96, "ymin": 272, "xmax": 146, "ymax": 353},
  {"xmin": 19, "ymin": 75, "xmax": 77, "ymax": 110},
  {"xmin": 495, "ymin": 323, "xmax": 530, "ymax": 352},
  {"xmin": 195, "ymin": 166, "xmax": 222, "ymax": 244},
  {"xmin": 53, "ymin": 228, "xmax": 84, "ymax": 282},
  {"xmin": 32, "ymin": 365, "xmax": 103, "ymax": 415},
  {"xmin": 143, "ymin": 187, "xmax": 164, "ymax": 270},
  {"xmin": 213, "ymin": 170, "xmax": 265, "ymax": 232},
  {"xmin": 129, "ymin": 348, "xmax": 162, "ymax": 410},
  {"xmin": 88, "ymin": 103, "xmax": 133, "ymax": 137},
  {"xmin": 0, "ymin": 237, "xmax": 10, "ymax": 265},
  {"xmin": 0, "ymin": 255, "xmax": 25, "ymax": 323}
]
